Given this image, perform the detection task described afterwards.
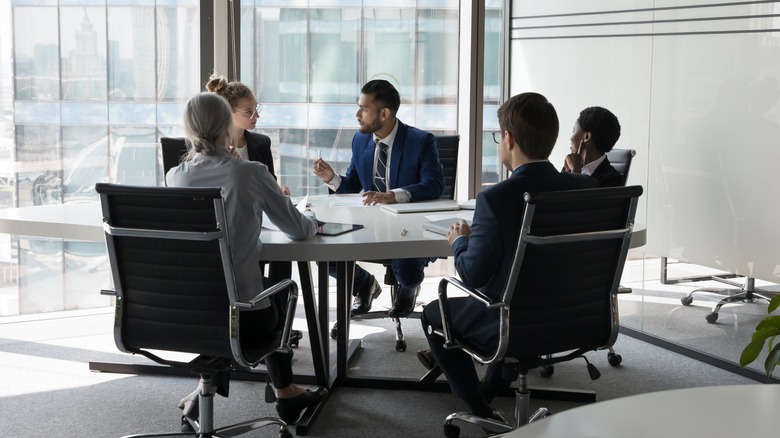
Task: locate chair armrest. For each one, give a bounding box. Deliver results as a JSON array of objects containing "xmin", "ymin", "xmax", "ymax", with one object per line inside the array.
[
  {"xmin": 235, "ymin": 278, "xmax": 299, "ymax": 355},
  {"xmin": 437, "ymin": 277, "xmax": 501, "ymax": 350},
  {"xmin": 234, "ymin": 279, "xmax": 296, "ymax": 309}
]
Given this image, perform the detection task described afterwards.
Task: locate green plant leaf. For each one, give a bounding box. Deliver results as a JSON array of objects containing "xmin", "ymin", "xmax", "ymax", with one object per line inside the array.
[
  {"xmin": 754, "ymin": 315, "xmax": 780, "ymax": 332},
  {"xmin": 763, "ymin": 343, "xmax": 780, "ymax": 378},
  {"xmin": 769, "ymin": 295, "xmax": 780, "ymax": 314},
  {"xmin": 741, "ymin": 336, "xmax": 767, "ymax": 366}
]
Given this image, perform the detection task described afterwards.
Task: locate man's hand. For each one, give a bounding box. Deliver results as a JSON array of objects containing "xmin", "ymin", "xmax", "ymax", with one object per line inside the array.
[
  {"xmin": 313, "ymin": 158, "xmax": 335, "ymax": 183},
  {"xmin": 447, "ymin": 219, "xmax": 471, "ymax": 246},
  {"xmin": 280, "ymin": 184, "xmax": 291, "ymax": 196},
  {"xmin": 362, "ymin": 191, "xmax": 396, "ymax": 205}
]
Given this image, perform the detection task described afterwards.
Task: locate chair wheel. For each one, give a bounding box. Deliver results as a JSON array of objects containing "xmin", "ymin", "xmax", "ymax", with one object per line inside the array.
[
  {"xmin": 607, "ymin": 352, "xmax": 622, "ymax": 366},
  {"xmin": 681, "ymin": 296, "xmax": 693, "ymax": 306},
  {"xmin": 330, "ymin": 322, "xmax": 338, "ymax": 339},
  {"xmin": 395, "ymin": 340, "xmax": 407, "ymax": 352},
  {"xmin": 706, "ymin": 312, "xmax": 719, "ymax": 324},
  {"xmin": 538, "ymin": 365, "xmax": 554, "ymax": 378},
  {"xmin": 443, "ymin": 423, "xmax": 460, "ymax": 438}
]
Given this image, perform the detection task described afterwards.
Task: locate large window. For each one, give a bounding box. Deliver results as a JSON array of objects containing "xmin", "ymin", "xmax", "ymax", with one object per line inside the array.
[
  {"xmin": 241, "ymin": 1, "xmax": 460, "ymax": 197},
  {"xmin": 0, "ymin": 0, "xmax": 507, "ymax": 316},
  {"xmin": 1, "ymin": 0, "xmax": 199, "ymax": 316}
]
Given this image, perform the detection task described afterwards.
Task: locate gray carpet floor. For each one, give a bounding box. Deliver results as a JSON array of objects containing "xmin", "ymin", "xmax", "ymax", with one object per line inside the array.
[{"xmin": 0, "ymin": 301, "xmax": 761, "ymax": 438}]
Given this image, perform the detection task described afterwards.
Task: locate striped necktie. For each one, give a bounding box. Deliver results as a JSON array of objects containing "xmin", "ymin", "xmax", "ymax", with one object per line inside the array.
[{"xmin": 374, "ymin": 141, "xmax": 388, "ymax": 192}]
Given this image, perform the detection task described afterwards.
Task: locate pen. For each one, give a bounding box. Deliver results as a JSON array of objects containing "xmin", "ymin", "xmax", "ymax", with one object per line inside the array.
[{"xmin": 400, "ymin": 229, "xmax": 408, "ymax": 237}]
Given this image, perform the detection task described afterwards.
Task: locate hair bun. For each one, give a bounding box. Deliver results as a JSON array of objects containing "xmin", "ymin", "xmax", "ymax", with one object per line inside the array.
[{"xmin": 206, "ymin": 74, "xmax": 228, "ymax": 93}]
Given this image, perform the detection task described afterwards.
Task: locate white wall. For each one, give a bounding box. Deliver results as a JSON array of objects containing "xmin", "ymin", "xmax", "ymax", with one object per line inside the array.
[{"xmin": 510, "ymin": 0, "xmax": 780, "ymax": 282}]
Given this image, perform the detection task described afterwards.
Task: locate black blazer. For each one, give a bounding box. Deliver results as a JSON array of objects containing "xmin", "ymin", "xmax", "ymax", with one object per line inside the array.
[
  {"xmin": 591, "ymin": 156, "xmax": 625, "ymax": 187},
  {"xmin": 244, "ymin": 130, "xmax": 276, "ymax": 179}
]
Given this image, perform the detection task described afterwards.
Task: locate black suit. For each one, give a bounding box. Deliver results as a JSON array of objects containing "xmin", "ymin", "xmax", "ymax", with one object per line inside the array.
[
  {"xmin": 244, "ymin": 130, "xmax": 292, "ymax": 283},
  {"xmin": 421, "ymin": 161, "xmax": 596, "ymax": 402},
  {"xmin": 590, "ymin": 156, "xmax": 624, "ymax": 187}
]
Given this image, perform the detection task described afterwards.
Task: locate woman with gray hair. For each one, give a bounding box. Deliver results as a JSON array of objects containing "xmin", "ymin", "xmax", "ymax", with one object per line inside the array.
[{"xmin": 167, "ymin": 92, "xmax": 326, "ymax": 427}]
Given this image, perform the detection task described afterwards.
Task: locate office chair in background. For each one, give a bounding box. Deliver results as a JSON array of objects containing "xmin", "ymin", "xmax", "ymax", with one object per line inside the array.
[
  {"xmin": 431, "ymin": 186, "xmax": 642, "ymax": 437},
  {"xmin": 333, "ymin": 135, "xmax": 460, "ymax": 352},
  {"xmin": 96, "ymin": 183, "xmax": 299, "ymax": 438},
  {"xmin": 160, "ymin": 136, "xmax": 188, "ymax": 175},
  {"xmin": 605, "ymin": 148, "xmax": 636, "ymax": 181}
]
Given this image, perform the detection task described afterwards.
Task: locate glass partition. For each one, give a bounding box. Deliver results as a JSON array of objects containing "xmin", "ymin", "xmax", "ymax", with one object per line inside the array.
[{"xmin": 510, "ymin": 0, "xmax": 780, "ymax": 379}]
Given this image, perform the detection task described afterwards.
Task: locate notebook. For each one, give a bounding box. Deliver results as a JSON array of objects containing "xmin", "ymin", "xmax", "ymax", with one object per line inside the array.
[
  {"xmin": 423, "ymin": 217, "xmax": 472, "ymax": 235},
  {"xmin": 380, "ymin": 200, "xmax": 459, "ymax": 214}
]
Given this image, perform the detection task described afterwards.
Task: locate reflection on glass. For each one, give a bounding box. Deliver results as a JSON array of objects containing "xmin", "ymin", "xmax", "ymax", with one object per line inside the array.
[
  {"xmin": 311, "ymin": 9, "xmax": 360, "ymax": 103},
  {"xmin": 111, "ymin": 127, "xmax": 159, "ymax": 187},
  {"xmin": 482, "ymin": 7, "xmax": 502, "ymax": 188},
  {"xmin": 61, "ymin": 7, "xmax": 107, "ymax": 101},
  {"xmin": 156, "ymin": 6, "xmax": 200, "ymax": 100},
  {"xmin": 19, "ymin": 238, "xmax": 64, "ymax": 314},
  {"xmin": 62, "ymin": 126, "xmax": 108, "ymax": 203},
  {"xmin": 13, "ymin": 7, "xmax": 60, "ymax": 100},
  {"xmin": 64, "ymin": 241, "xmax": 111, "ymax": 310},
  {"xmin": 364, "ymin": 8, "xmax": 416, "ymax": 100},
  {"xmin": 108, "ymin": 6, "xmax": 156, "ymax": 100}
]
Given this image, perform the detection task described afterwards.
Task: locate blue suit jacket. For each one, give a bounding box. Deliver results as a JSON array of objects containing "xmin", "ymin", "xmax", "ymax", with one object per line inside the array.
[
  {"xmin": 336, "ymin": 120, "xmax": 445, "ymax": 201},
  {"xmin": 449, "ymin": 161, "xmax": 597, "ymax": 351}
]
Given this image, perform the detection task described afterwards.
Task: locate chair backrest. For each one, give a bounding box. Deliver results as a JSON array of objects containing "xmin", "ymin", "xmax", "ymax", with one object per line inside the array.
[
  {"xmin": 436, "ymin": 135, "xmax": 460, "ymax": 200},
  {"xmin": 498, "ymin": 185, "xmax": 642, "ymax": 362},
  {"xmin": 96, "ymin": 183, "xmax": 262, "ymax": 365},
  {"xmin": 605, "ymin": 148, "xmax": 636, "ymax": 182},
  {"xmin": 160, "ymin": 137, "xmax": 189, "ymax": 176}
]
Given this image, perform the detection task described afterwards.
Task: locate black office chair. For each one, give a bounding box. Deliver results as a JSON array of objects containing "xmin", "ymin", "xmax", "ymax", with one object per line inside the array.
[
  {"xmin": 96, "ymin": 183, "xmax": 296, "ymax": 438},
  {"xmin": 429, "ymin": 186, "xmax": 642, "ymax": 437},
  {"xmin": 605, "ymin": 148, "xmax": 636, "ymax": 182},
  {"xmin": 160, "ymin": 136, "xmax": 189, "ymax": 176},
  {"xmin": 334, "ymin": 135, "xmax": 460, "ymax": 352}
]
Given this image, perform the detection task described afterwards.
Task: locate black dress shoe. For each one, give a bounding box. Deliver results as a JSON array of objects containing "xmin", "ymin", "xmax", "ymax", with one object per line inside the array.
[
  {"xmin": 416, "ymin": 349, "xmax": 437, "ymax": 370},
  {"xmin": 351, "ymin": 276, "xmax": 382, "ymax": 316},
  {"xmin": 387, "ymin": 286, "xmax": 420, "ymax": 318},
  {"xmin": 276, "ymin": 387, "xmax": 328, "ymax": 425}
]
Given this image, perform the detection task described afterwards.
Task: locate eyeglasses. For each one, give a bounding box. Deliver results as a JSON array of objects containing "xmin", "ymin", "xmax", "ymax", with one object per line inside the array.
[
  {"xmin": 492, "ymin": 131, "xmax": 503, "ymax": 144},
  {"xmin": 240, "ymin": 103, "xmax": 263, "ymax": 118}
]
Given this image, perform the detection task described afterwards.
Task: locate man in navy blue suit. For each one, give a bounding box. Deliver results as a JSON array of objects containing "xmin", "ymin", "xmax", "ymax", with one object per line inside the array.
[
  {"xmin": 314, "ymin": 80, "xmax": 444, "ymax": 317},
  {"xmin": 420, "ymin": 92, "xmax": 597, "ymax": 419}
]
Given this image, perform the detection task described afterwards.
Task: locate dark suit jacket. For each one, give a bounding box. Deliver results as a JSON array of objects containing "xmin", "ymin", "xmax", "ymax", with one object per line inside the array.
[
  {"xmin": 449, "ymin": 161, "xmax": 597, "ymax": 351},
  {"xmin": 245, "ymin": 130, "xmax": 276, "ymax": 179},
  {"xmin": 335, "ymin": 120, "xmax": 445, "ymax": 201},
  {"xmin": 591, "ymin": 156, "xmax": 624, "ymax": 187}
]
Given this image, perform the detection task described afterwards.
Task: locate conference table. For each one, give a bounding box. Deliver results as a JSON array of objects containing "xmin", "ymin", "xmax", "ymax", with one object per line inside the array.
[
  {"xmin": 0, "ymin": 195, "xmax": 646, "ymax": 435},
  {"xmin": 495, "ymin": 384, "xmax": 780, "ymax": 437}
]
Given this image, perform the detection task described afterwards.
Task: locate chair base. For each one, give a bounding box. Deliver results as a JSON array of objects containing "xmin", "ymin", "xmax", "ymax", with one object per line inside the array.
[
  {"xmin": 441, "ymin": 388, "xmax": 550, "ymax": 438},
  {"xmin": 122, "ymin": 418, "xmax": 291, "ymax": 438},
  {"xmin": 122, "ymin": 374, "xmax": 291, "ymax": 438},
  {"xmin": 680, "ymin": 276, "xmax": 774, "ymax": 323}
]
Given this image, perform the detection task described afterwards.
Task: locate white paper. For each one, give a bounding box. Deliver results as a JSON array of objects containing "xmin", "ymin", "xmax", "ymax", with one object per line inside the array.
[
  {"xmin": 425, "ymin": 211, "xmax": 474, "ymax": 221},
  {"xmin": 329, "ymin": 196, "xmax": 368, "ymax": 207}
]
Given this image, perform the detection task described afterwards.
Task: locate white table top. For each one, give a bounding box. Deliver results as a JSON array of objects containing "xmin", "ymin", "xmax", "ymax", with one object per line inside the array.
[
  {"xmin": 0, "ymin": 195, "xmax": 646, "ymax": 261},
  {"xmin": 499, "ymin": 384, "xmax": 780, "ymax": 438}
]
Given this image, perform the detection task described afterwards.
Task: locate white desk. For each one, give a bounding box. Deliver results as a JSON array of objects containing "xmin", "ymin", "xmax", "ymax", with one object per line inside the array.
[{"xmin": 498, "ymin": 384, "xmax": 780, "ymax": 437}]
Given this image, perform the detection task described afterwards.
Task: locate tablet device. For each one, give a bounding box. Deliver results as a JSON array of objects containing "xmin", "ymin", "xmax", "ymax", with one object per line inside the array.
[{"xmin": 317, "ymin": 221, "xmax": 364, "ymax": 236}]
